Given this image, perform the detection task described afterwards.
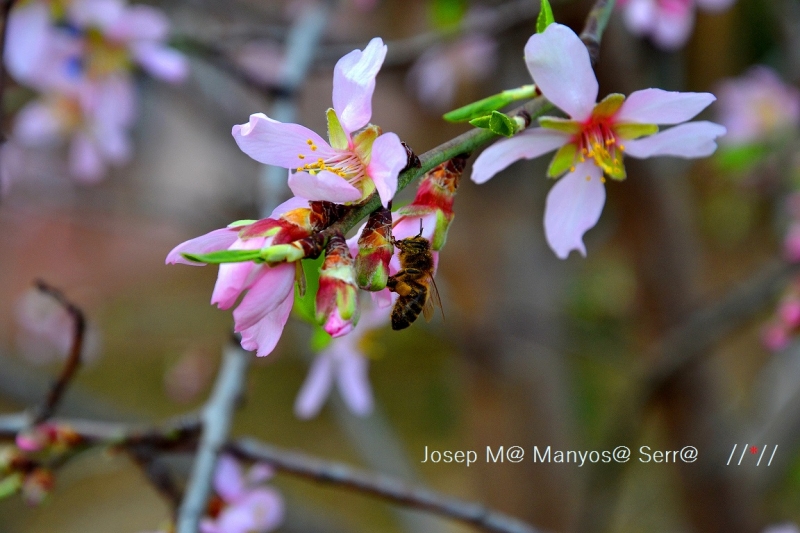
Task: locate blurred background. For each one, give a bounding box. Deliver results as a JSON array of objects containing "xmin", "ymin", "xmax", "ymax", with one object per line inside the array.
[{"xmin": 0, "ymin": 0, "xmax": 799, "ymax": 531}]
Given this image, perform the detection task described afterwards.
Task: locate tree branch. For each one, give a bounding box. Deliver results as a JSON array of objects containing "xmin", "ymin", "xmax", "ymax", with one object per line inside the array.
[
  {"xmin": 31, "ymin": 280, "xmax": 86, "ymax": 425},
  {"xmin": 176, "ymin": 345, "xmax": 250, "ymax": 533}
]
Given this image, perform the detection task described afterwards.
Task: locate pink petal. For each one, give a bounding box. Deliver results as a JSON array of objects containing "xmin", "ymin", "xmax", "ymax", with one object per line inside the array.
[
  {"xmin": 69, "ymin": 133, "xmax": 106, "ymax": 183},
  {"xmin": 544, "ymin": 161, "xmax": 606, "ymax": 259},
  {"xmin": 336, "ymin": 351, "xmax": 373, "ymax": 416},
  {"xmin": 233, "ymin": 263, "xmax": 295, "ymax": 331},
  {"xmin": 91, "ymin": 75, "xmax": 136, "ymax": 128},
  {"xmin": 294, "ymin": 353, "xmax": 335, "ymax": 419},
  {"xmin": 165, "ymin": 228, "xmax": 239, "ymax": 265},
  {"xmin": 371, "ymin": 289, "xmax": 393, "ymax": 308},
  {"xmin": 332, "ymin": 37, "xmax": 386, "ymax": 134},
  {"xmin": 246, "ymin": 464, "xmax": 275, "ymax": 485},
  {"xmin": 270, "ymin": 196, "xmax": 310, "ymax": 218},
  {"xmin": 236, "ymin": 290, "xmax": 293, "ymax": 357},
  {"xmin": 211, "ymin": 238, "xmax": 266, "ymax": 309},
  {"xmin": 5, "ymin": 2, "xmax": 50, "ymax": 84},
  {"xmin": 524, "ymin": 24, "xmax": 598, "ymax": 121},
  {"xmin": 367, "ymin": 132, "xmax": 405, "ymax": 207},
  {"xmin": 616, "ymin": 89, "xmax": 716, "ymax": 125},
  {"xmin": 13, "ymin": 100, "xmax": 62, "ymax": 146},
  {"xmin": 227, "ymin": 489, "xmax": 284, "ymax": 532},
  {"xmin": 622, "ymin": 0, "xmax": 656, "ymax": 35},
  {"xmin": 652, "ymin": 6, "xmax": 694, "ymax": 50},
  {"xmin": 214, "ymin": 455, "xmax": 245, "ymax": 502},
  {"xmin": 288, "ymin": 169, "xmax": 361, "ymax": 203},
  {"xmin": 623, "ymin": 121, "xmax": 726, "ymax": 159},
  {"xmin": 106, "ymin": 5, "xmax": 169, "ymax": 41},
  {"xmin": 68, "ymin": 0, "xmax": 124, "ymax": 28},
  {"xmin": 132, "ymin": 42, "xmax": 188, "ymax": 84},
  {"xmin": 232, "ymin": 113, "xmax": 334, "ymax": 169},
  {"xmin": 393, "ymin": 212, "xmax": 436, "ymax": 241},
  {"xmin": 471, "ymin": 128, "xmax": 569, "ymax": 184}
]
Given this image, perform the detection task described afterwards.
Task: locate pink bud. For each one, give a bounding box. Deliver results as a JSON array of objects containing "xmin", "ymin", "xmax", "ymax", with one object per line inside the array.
[{"xmin": 780, "ymin": 300, "xmax": 800, "ymax": 328}]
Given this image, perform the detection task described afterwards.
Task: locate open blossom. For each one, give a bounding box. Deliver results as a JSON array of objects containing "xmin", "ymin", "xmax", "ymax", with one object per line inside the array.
[
  {"xmin": 166, "ymin": 197, "xmax": 313, "ymax": 357},
  {"xmin": 716, "ymin": 66, "xmax": 800, "ymax": 146},
  {"xmin": 201, "ymin": 455, "xmax": 283, "ymax": 533},
  {"xmin": 295, "ymin": 301, "xmax": 387, "ymax": 419},
  {"xmin": 471, "ymin": 23, "xmax": 726, "ymax": 259},
  {"xmin": 232, "ymin": 37, "xmax": 406, "ymax": 207},
  {"xmin": 617, "ymin": 0, "xmax": 736, "ymax": 50}
]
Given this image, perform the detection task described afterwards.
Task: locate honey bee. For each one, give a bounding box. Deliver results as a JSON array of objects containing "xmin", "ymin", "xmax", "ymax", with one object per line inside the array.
[{"xmin": 386, "ymin": 223, "xmax": 443, "ymax": 330}]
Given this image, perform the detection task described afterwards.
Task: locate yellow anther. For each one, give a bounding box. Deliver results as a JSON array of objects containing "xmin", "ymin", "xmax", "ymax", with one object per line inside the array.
[
  {"xmin": 306, "ymin": 139, "xmax": 313, "ymax": 145},
  {"xmin": 298, "ymin": 154, "xmax": 305, "ymax": 160},
  {"xmin": 600, "ymin": 177, "xmax": 606, "ymax": 183},
  {"xmin": 317, "ymin": 158, "xmax": 324, "ymax": 164},
  {"xmin": 619, "ymin": 145, "xmax": 625, "ymax": 151},
  {"xmin": 296, "ymin": 167, "xmax": 303, "ymax": 172},
  {"xmin": 310, "ymin": 145, "xmax": 317, "ymax": 151},
  {"xmin": 585, "ymin": 175, "xmax": 591, "ymax": 181},
  {"xmin": 570, "ymin": 166, "xmax": 576, "ymax": 172}
]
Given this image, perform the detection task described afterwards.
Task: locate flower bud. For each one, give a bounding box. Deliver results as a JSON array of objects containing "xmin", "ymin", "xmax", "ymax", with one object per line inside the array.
[
  {"xmin": 22, "ymin": 468, "xmax": 54, "ymax": 506},
  {"xmin": 395, "ymin": 154, "xmax": 466, "ymax": 250},
  {"xmin": 316, "ymin": 233, "xmax": 360, "ymax": 337},
  {"xmin": 355, "ymin": 206, "xmax": 393, "ymax": 290}
]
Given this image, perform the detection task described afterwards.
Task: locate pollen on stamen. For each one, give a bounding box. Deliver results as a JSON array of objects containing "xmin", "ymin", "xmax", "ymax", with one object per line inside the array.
[
  {"xmin": 570, "ymin": 166, "xmax": 576, "ymax": 172},
  {"xmin": 306, "ymin": 139, "xmax": 313, "ymax": 145},
  {"xmin": 619, "ymin": 145, "xmax": 625, "ymax": 151},
  {"xmin": 585, "ymin": 175, "xmax": 591, "ymax": 181},
  {"xmin": 298, "ymin": 154, "xmax": 305, "ymax": 160},
  {"xmin": 600, "ymin": 177, "xmax": 606, "ymax": 183}
]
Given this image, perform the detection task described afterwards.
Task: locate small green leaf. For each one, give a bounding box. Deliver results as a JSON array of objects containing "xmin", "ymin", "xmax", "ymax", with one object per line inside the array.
[
  {"xmin": 293, "ymin": 255, "xmax": 324, "ymax": 324},
  {"xmin": 227, "ymin": 220, "xmax": 257, "ymax": 228},
  {"xmin": 443, "ymin": 85, "xmax": 536, "ymax": 122},
  {"xmin": 537, "ymin": 0, "xmax": 555, "ymax": 33},
  {"xmin": 469, "ymin": 111, "xmax": 518, "ymax": 137},
  {"xmin": 181, "ymin": 249, "xmax": 263, "ymax": 264}
]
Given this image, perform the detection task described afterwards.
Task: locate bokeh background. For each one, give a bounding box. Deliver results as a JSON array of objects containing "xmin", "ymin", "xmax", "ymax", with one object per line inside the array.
[{"xmin": 0, "ymin": 0, "xmax": 798, "ymax": 531}]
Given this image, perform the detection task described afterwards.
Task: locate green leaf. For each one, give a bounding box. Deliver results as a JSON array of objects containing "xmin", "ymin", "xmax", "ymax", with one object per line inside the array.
[
  {"xmin": 470, "ymin": 111, "xmax": 517, "ymax": 137},
  {"xmin": 181, "ymin": 249, "xmax": 263, "ymax": 264},
  {"xmin": 443, "ymin": 85, "xmax": 536, "ymax": 123},
  {"xmin": 226, "ymin": 220, "xmax": 257, "ymax": 228},
  {"xmin": 537, "ymin": 0, "xmax": 555, "ymax": 33},
  {"xmin": 293, "ymin": 255, "xmax": 324, "ymax": 324}
]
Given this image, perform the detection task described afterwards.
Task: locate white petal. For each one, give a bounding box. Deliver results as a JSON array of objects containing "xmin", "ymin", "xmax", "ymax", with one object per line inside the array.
[
  {"xmin": 616, "ymin": 89, "xmax": 716, "ymax": 125},
  {"xmin": 524, "ymin": 24, "xmax": 598, "ymax": 121},
  {"xmin": 471, "ymin": 128, "xmax": 569, "ymax": 184},
  {"xmin": 623, "ymin": 121, "xmax": 727, "ymax": 159},
  {"xmin": 336, "ymin": 351, "xmax": 373, "ymax": 416},
  {"xmin": 544, "ymin": 162, "xmax": 606, "ymax": 259}
]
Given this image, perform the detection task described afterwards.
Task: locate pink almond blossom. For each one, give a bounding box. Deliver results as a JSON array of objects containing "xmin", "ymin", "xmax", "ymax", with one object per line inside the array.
[
  {"xmin": 232, "ymin": 37, "xmax": 406, "ymax": 207},
  {"xmin": 166, "ymin": 197, "xmax": 312, "ymax": 356},
  {"xmin": 295, "ymin": 300, "xmax": 387, "ymax": 419},
  {"xmin": 617, "ymin": 0, "xmax": 736, "ymax": 50},
  {"xmin": 471, "ymin": 23, "xmax": 726, "ymax": 259},
  {"xmin": 716, "ymin": 66, "xmax": 800, "ymax": 146},
  {"xmin": 201, "ymin": 455, "xmax": 283, "ymax": 533}
]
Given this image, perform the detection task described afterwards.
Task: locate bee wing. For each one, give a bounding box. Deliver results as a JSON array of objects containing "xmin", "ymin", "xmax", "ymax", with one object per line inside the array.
[{"xmin": 422, "ymin": 274, "xmax": 444, "ymax": 322}]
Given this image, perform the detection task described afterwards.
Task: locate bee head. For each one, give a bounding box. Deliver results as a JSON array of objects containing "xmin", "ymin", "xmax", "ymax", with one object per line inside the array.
[{"xmin": 393, "ymin": 234, "xmax": 430, "ymax": 254}]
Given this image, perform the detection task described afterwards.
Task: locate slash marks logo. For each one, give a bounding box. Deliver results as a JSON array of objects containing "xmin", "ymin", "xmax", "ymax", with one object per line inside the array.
[{"xmin": 726, "ymin": 444, "xmax": 778, "ymax": 466}]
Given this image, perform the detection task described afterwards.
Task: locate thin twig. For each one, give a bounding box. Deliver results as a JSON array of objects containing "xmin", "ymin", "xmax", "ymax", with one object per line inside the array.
[
  {"xmin": 229, "ymin": 438, "xmax": 545, "ymax": 533},
  {"xmin": 31, "ymin": 280, "xmax": 86, "ymax": 425},
  {"xmin": 176, "ymin": 345, "xmax": 250, "ymax": 533},
  {"xmin": 0, "ymin": 412, "xmax": 545, "ymax": 533}
]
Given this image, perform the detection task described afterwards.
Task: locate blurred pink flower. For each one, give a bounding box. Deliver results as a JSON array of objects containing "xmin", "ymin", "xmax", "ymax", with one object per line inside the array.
[
  {"xmin": 762, "ymin": 322, "xmax": 790, "ymax": 352},
  {"xmin": 785, "ymin": 222, "xmax": 800, "ymax": 263},
  {"xmin": 232, "ymin": 37, "xmax": 406, "ymax": 207},
  {"xmin": 716, "ymin": 66, "xmax": 800, "ymax": 145},
  {"xmin": 407, "ymin": 34, "xmax": 497, "ymax": 111},
  {"xmin": 617, "ymin": 0, "xmax": 736, "ymax": 50},
  {"xmin": 295, "ymin": 301, "xmax": 387, "ymax": 419},
  {"xmin": 471, "ymin": 23, "xmax": 725, "ymax": 259},
  {"xmin": 201, "ymin": 455, "xmax": 283, "ymax": 533},
  {"xmin": 164, "ymin": 350, "xmax": 214, "ymax": 404}
]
